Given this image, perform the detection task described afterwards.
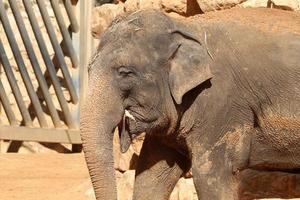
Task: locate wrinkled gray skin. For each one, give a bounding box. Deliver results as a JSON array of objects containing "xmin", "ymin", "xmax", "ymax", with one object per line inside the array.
[{"xmin": 80, "ymin": 10, "xmax": 300, "ymax": 200}]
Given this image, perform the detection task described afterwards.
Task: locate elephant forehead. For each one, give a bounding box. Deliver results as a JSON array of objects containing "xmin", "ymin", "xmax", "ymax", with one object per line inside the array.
[
  {"xmin": 101, "ymin": 36, "xmax": 168, "ymax": 64},
  {"xmin": 100, "ymin": 11, "xmax": 173, "ymax": 50},
  {"xmin": 101, "ymin": 45, "xmax": 152, "ymax": 67},
  {"xmin": 110, "ymin": 10, "xmax": 173, "ymax": 35},
  {"xmin": 101, "ymin": 25, "xmax": 172, "ymax": 52}
]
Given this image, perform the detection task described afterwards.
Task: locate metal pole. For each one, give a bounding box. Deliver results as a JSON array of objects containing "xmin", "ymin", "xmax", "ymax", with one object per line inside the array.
[
  {"xmin": 0, "ymin": 0, "xmax": 48, "ymax": 128},
  {"xmin": 23, "ymin": 0, "xmax": 77, "ymax": 129},
  {"xmin": 0, "ymin": 79, "xmax": 18, "ymax": 126},
  {"xmin": 0, "ymin": 40, "xmax": 33, "ymax": 127},
  {"xmin": 35, "ymin": 0, "xmax": 79, "ymax": 104},
  {"xmin": 50, "ymin": 0, "xmax": 79, "ymax": 69},
  {"xmin": 9, "ymin": 0, "xmax": 62, "ymax": 128},
  {"xmin": 63, "ymin": 0, "xmax": 79, "ymax": 33}
]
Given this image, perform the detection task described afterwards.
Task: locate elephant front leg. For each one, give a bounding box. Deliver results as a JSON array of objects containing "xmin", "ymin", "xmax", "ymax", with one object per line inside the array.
[
  {"xmin": 191, "ymin": 128, "xmax": 252, "ymax": 200},
  {"xmin": 192, "ymin": 147, "xmax": 239, "ymax": 200},
  {"xmin": 133, "ymin": 135, "xmax": 190, "ymax": 200}
]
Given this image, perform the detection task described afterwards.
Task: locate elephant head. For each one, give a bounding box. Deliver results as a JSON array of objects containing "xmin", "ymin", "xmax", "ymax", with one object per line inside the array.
[{"xmin": 80, "ymin": 10, "xmax": 213, "ymax": 199}]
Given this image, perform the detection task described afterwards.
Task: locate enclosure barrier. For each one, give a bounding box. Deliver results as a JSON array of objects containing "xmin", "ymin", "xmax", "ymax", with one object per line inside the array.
[{"xmin": 0, "ymin": 0, "xmax": 93, "ymax": 146}]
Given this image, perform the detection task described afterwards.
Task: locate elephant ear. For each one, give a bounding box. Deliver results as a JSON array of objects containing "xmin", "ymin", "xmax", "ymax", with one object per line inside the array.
[{"xmin": 168, "ymin": 30, "xmax": 213, "ymax": 104}]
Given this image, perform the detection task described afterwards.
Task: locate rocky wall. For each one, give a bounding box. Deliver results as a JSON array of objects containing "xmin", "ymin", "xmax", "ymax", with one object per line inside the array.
[{"xmin": 91, "ymin": 0, "xmax": 300, "ymax": 39}]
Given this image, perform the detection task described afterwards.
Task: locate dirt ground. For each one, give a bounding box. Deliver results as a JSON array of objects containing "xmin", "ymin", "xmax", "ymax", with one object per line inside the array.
[
  {"xmin": 1, "ymin": 153, "xmax": 300, "ymax": 200},
  {"xmin": 0, "ymin": 153, "xmax": 95, "ymax": 200}
]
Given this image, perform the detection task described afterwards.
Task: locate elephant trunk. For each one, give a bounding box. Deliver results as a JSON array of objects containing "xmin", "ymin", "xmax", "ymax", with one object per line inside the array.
[{"xmin": 80, "ymin": 69, "xmax": 123, "ymax": 200}]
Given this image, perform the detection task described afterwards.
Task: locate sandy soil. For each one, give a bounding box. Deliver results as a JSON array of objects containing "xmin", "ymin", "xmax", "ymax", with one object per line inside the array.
[
  {"xmin": 0, "ymin": 153, "xmax": 299, "ymax": 200},
  {"xmin": 0, "ymin": 153, "xmax": 95, "ymax": 200}
]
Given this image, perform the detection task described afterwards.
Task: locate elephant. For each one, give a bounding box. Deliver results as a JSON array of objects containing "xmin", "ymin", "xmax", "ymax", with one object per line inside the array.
[{"xmin": 80, "ymin": 8, "xmax": 300, "ymax": 200}]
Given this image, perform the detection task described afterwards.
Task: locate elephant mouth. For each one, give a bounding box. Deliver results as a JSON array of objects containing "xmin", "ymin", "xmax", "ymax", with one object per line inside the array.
[
  {"xmin": 125, "ymin": 109, "xmax": 136, "ymax": 121},
  {"xmin": 118, "ymin": 109, "xmax": 145, "ymax": 153},
  {"xmin": 124, "ymin": 109, "xmax": 146, "ymax": 136}
]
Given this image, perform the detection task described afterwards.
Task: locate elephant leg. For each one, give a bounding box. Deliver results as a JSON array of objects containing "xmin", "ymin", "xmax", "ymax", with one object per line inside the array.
[
  {"xmin": 191, "ymin": 127, "xmax": 252, "ymax": 200},
  {"xmin": 133, "ymin": 135, "xmax": 190, "ymax": 200},
  {"xmin": 192, "ymin": 148, "xmax": 239, "ymax": 200}
]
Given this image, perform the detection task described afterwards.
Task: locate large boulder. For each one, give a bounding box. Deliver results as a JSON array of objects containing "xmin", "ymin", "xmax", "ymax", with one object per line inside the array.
[
  {"xmin": 116, "ymin": 170, "xmax": 135, "ymax": 200},
  {"xmin": 162, "ymin": 0, "xmax": 202, "ymax": 16},
  {"xmin": 196, "ymin": 0, "xmax": 244, "ymax": 12},
  {"xmin": 271, "ymin": 0, "xmax": 300, "ymax": 10},
  {"xmin": 91, "ymin": 3, "xmax": 125, "ymax": 39},
  {"xmin": 124, "ymin": 0, "xmax": 202, "ymax": 16},
  {"xmin": 124, "ymin": 0, "xmax": 139, "ymax": 12},
  {"xmin": 241, "ymin": 0, "xmax": 300, "ymax": 10},
  {"xmin": 140, "ymin": 0, "xmax": 162, "ymax": 9},
  {"xmin": 240, "ymin": 0, "xmax": 268, "ymax": 8},
  {"xmin": 162, "ymin": 0, "xmax": 187, "ymax": 15},
  {"xmin": 170, "ymin": 178, "xmax": 198, "ymax": 200},
  {"xmin": 124, "ymin": 0, "xmax": 162, "ymax": 11},
  {"xmin": 114, "ymin": 130, "xmax": 144, "ymax": 172}
]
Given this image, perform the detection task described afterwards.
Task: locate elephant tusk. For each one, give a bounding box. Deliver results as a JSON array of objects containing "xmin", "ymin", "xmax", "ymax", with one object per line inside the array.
[{"xmin": 125, "ymin": 109, "xmax": 136, "ymax": 121}]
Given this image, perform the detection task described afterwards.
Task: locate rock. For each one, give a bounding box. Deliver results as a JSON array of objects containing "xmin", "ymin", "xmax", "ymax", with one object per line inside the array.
[
  {"xmin": 115, "ymin": 170, "xmax": 198, "ymax": 200},
  {"xmin": 165, "ymin": 11, "xmax": 186, "ymax": 19},
  {"xmin": 124, "ymin": 0, "xmax": 201, "ymax": 16},
  {"xmin": 240, "ymin": 0, "xmax": 300, "ymax": 10},
  {"xmin": 170, "ymin": 178, "xmax": 198, "ymax": 200},
  {"xmin": 95, "ymin": 0, "xmax": 115, "ymax": 6},
  {"xmin": 162, "ymin": 0, "xmax": 187, "ymax": 15},
  {"xmin": 131, "ymin": 133, "xmax": 145, "ymax": 155},
  {"xmin": 271, "ymin": 0, "xmax": 300, "ymax": 10},
  {"xmin": 184, "ymin": 170, "xmax": 193, "ymax": 178},
  {"xmin": 91, "ymin": 3, "xmax": 125, "ymax": 39},
  {"xmin": 240, "ymin": 0, "xmax": 268, "ymax": 8},
  {"xmin": 139, "ymin": 0, "xmax": 162, "ymax": 9},
  {"xmin": 116, "ymin": 170, "xmax": 135, "ymax": 200},
  {"xmin": 196, "ymin": 0, "xmax": 244, "ymax": 12},
  {"xmin": 124, "ymin": 0, "xmax": 139, "ymax": 12},
  {"xmin": 113, "ymin": 129, "xmax": 143, "ymax": 172},
  {"xmin": 117, "ymin": 145, "xmax": 139, "ymax": 172}
]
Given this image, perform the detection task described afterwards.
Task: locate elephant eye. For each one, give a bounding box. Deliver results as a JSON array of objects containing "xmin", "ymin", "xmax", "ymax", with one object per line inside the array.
[{"xmin": 118, "ymin": 66, "xmax": 134, "ymax": 77}]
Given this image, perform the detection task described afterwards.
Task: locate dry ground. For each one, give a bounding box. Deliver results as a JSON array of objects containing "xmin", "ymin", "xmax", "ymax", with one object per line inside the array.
[
  {"xmin": 0, "ymin": 153, "xmax": 300, "ymax": 200},
  {"xmin": 0, "ymin": 153, "xmax": 95, "ymax": 200}
]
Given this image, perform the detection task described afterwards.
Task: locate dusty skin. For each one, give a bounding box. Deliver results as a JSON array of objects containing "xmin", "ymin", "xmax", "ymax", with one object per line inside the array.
[{"xmin": 82, "ymin": 6, "xmax": 300, "ymax": 200}]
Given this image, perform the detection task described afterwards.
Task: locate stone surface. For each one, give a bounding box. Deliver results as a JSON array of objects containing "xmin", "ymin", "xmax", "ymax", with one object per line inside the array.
[
  {"xmin": 116, "ymin": 170, "xmax": 135, "ymax": 200},
  {"xmin": 114, "ymin": 129, "xmax": 144, "ymax": 172},
  {"xmin": 196, "ymin": 0, "xmax": 244, "ymax": 12},
  {"xmin": 124, "ymin": 0, "xmax": 139, "ymax": 12},
  {"xmin": 91, "ymin": 3, "xmax": 125, "ymax": 38},
  {"xmin": 162, "ymin": 0, "xmax": 187, "ymax": 15},
  {"xmin": 240, "ymin": 0, "xmax": 300, "ymax": 10},
  {"xmin": 271, "ymin": 0, "xmax": 300, "ymax": 10},
  {"xmin": 240, "ymin": 0, "xmax": 268, "ymax": 8},
  {"xmin": 92, "ymin": 0, "xmax": 300, "ymax": 34},
  {"xmin": 140, "ymin": 0, "xmax": 162, "ymax": 9},
  {"xmin": 170, "ymin": 178, "xmax": 198, "ymax": 200}
]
